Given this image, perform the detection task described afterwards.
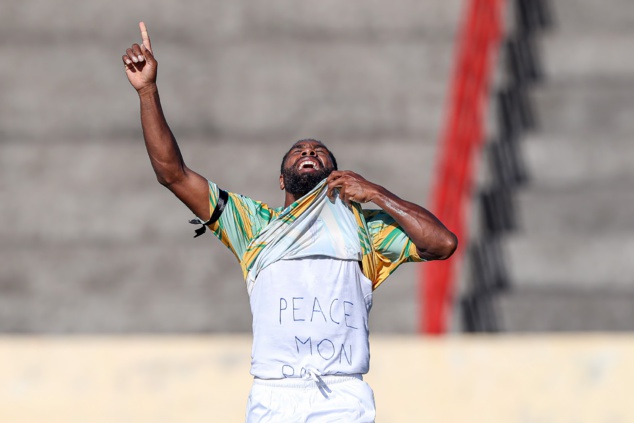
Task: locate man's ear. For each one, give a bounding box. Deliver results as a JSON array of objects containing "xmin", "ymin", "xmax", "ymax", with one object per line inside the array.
[{"xmin": 279, "ymin": 174, "xmax": 285, "ymax": 190}]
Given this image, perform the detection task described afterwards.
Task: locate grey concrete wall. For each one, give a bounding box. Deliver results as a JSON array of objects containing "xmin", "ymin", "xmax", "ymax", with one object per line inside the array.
[
  {"xmin": 4, "ymin": 0, "xmax": 630, "ymax": 334},
  {"xmin": 0, "ymin": 0, "xmax": 461, "ymax": 332}
]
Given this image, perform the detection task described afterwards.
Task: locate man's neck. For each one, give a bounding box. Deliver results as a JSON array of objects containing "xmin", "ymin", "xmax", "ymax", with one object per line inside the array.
[{"xmin": 283, "ymin": 191, "xmax": 300, "ymax": 208}]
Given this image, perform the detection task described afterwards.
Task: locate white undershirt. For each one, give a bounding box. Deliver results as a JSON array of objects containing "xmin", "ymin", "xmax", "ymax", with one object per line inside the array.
[{"xmin": 249, "ymin": 257, "xmax": 373, "ymax": 379}]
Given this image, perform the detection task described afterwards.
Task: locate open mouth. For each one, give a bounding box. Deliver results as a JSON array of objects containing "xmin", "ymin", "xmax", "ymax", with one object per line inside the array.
[{"xmin": 297, "ymin": 158, "xmax": 320, "ymax": 171}]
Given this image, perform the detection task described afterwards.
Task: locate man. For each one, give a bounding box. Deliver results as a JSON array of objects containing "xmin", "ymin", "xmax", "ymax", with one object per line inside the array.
[{"xmin": 123, "ymin": 22, "xmax": 456, "ymax": 422}]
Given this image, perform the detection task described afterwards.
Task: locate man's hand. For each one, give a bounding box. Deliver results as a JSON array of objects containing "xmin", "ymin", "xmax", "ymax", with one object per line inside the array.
[
  {"xmin": 328, "ymin": 170, "xmax": 457, "ymax": 260},
  {"xmin": 122, "ymin": 22, "xmax": 157, "ymax": 92},
  {"xmin": 326, "ymin": 170, "xmax": 381, "ymax": 206}
]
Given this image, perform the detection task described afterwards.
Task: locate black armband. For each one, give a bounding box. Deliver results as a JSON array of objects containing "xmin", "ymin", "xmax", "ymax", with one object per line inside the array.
[{"xmin": 189, "ymin": 189, "xmax": 229, "ymax": 238}]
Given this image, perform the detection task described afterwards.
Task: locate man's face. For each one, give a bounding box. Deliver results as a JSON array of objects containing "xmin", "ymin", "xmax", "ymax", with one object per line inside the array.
[{"xmin": 280, "ymin": 140, "xmax": 336, "ymax": 197}]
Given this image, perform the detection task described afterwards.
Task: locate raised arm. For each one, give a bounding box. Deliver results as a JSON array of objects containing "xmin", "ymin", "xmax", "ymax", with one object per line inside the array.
[
  {"xmin": 122, "ymin": 22, "xmax": 210, "ymax": 220},
  {"xmin": 326, "ymin": 171, "xmax": 457, "ymax": 261}
]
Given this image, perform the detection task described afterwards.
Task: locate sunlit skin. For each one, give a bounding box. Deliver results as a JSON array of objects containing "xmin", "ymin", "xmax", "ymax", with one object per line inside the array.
[{"xmin": 123, "ymin": 22, "xmax": 457, "ymax": 261}]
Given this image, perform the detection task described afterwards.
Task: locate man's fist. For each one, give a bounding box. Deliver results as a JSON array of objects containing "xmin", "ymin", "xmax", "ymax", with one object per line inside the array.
[
  {"xmin": 122, "ymin": 22, "xmax": 157, "ymax": 92},
  {"xmin": 326, "ymin": 170, "xmax": 382, "ymax": 206}
]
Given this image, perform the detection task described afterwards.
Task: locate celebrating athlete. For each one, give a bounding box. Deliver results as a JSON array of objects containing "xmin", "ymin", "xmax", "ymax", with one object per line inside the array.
[{"xmin": 123, "ymin": 22, "xmax": 456, "ymax": 422}]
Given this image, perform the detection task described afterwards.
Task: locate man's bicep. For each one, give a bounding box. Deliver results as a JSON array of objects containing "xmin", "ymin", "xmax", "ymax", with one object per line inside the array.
[{"xmin": 165, "ymin": 167, "xmax": 213, "ymax": 221}]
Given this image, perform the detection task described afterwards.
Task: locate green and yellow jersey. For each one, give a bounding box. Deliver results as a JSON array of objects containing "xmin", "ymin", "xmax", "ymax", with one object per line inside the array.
[{"xmin": 204, "ymin": 180, "xmax": 423, "ymax": 290}]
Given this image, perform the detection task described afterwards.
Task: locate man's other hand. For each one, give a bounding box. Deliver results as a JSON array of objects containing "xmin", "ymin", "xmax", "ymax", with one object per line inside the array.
[{"xmin": 122, "ymin": 22, "xmax": 157, "ymax": 92}]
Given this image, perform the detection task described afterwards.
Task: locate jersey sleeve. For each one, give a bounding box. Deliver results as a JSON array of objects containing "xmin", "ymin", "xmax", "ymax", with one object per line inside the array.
[
  {"xmin": 204, "ymin": 180, "xmax": 274, "ymax": 264},
  {"xmin": 363, "ymin": 209, "xmax": 424, "ymax": 288}
]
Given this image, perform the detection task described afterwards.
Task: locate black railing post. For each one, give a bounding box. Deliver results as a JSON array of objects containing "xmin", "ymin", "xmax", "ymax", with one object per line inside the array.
[{"xmin": 460, "ymin": 0, "xmax": 554, "ymax": 333}]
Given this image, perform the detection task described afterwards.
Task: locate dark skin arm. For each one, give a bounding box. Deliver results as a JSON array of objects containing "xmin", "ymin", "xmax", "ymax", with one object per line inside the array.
[
  {"xmin": 326, "ymin": 171, "xmax": 457, "ymax": 261},
  {"xmin": 122, "ymin": 22, "xmax": 210, "ymax": 220}
]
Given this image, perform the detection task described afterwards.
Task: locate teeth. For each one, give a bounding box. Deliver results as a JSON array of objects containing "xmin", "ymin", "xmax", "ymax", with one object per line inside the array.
[{"xmin": 300, "ymin": 160, "xmax": 317, "ymax": 169}]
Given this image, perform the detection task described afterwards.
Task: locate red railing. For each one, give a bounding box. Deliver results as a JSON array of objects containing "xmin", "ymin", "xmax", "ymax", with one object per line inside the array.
[{"xmin": 420, "ymin": 0, "xmax": 505, "ymax": 334}]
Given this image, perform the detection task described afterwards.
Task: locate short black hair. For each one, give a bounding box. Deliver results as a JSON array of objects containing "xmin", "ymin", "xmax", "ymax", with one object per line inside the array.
[{"xmin": 280, "ymin": 139, "xmax": 338, "ymax": 174}]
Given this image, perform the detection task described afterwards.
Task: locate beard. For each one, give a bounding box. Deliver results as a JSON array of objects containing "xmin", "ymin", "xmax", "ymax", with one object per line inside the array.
[{"xmin": 282, "ymin": 166, "xmax": 333, "ymax": 198}]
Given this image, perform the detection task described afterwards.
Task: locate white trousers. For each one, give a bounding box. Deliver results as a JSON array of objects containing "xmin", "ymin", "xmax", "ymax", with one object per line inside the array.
[{"xmin": 246, "ymin": 375, "xmax": 376, "ymax": 422}]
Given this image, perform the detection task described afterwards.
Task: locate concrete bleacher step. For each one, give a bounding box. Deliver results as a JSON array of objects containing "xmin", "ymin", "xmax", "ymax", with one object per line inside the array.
[
  {"xmin": 543, "ymin": 35, "xmax": 634, "ymax": 80},
  {"xmin": 545, "ymin": 0, "xmax": 634, "ymax": 34},
  {"xmin": 522, "ymin": 135, "xmax": 634, "ymax": 187},
  {"xmin": 2, "ymin": 0, "xmax": 462, "ymax": 42},
  {"xmin": 498, "ymin": 287, "xmax": 634, "ymax": 332},
  {"xmin": 514, "ymin": 180, "xmax": 634, "ymax": 237},
  {"xmin": 531, "ymin": 81, "xmax": 634, "ymax": 139},
  {"xmin": 507, "ymin": 232, "xmax": 634, "ymax": 289}
]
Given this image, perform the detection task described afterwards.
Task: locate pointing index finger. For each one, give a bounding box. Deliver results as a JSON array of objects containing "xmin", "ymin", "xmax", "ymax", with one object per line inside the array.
[{"xmin": 139, "ymin": 22, "xmax": 152, "ymax": 52}]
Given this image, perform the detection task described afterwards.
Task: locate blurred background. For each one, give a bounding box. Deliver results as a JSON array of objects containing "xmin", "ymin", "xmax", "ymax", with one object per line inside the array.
[{"xmin": 1, "ymin": 0, "xmax": 633, "ymax": 421}]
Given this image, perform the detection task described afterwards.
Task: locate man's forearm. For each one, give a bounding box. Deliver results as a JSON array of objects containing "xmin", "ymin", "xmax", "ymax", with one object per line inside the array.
[
  {"xmin": 138, "ymin": 83, "xmax": 186, "ymax": 186},
  {"xmin": 370, "ymin": 186, "xmax": 457, "ymax": 261}
]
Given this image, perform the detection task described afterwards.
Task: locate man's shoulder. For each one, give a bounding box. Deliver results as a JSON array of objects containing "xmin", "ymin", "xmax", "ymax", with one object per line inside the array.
[{"xmin": 225, "ymin": 189, "xmax": 284, "ymax": 222}]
